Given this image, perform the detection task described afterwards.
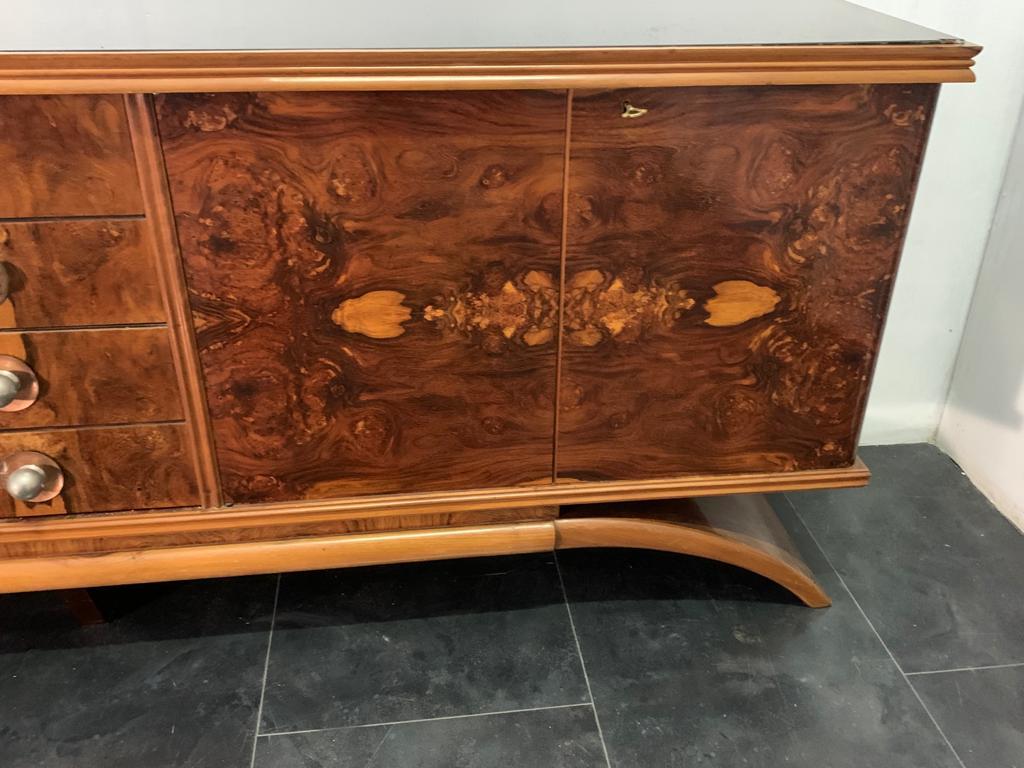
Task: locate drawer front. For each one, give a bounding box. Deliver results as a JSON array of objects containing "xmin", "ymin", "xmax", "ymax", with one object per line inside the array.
[
  {"xmin": 0, "ymin": 328, "xmax": 182, "ymax": 429},
  {"xmin": 0, "ymin": 95, "xmax": 143, "ymax": 218},
  {"xmin": 0, "ymin": 220, "xmax": 164, "ymax": 329},
  {"xmin": 559, "ymin": 84, "xmax": 938, "ymax": 479},
  {"xmin": 157, "ymin": 91, "xmax": 567, "ymax": 504},
  {"xmin": 0, "ymin": 424, "xmax": 198, "ymax": 517}
]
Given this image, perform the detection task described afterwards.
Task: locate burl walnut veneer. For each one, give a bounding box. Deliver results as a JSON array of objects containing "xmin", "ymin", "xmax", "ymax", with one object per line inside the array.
[{"xmin": 0, "ymin": 0, "xmax": 977, "ymax": 603}]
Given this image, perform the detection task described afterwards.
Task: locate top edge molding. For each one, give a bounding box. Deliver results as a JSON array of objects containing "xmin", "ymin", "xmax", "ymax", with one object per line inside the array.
[{"xmin": 0, "ymin": 43, "xmax": 981, "ymax": 94}]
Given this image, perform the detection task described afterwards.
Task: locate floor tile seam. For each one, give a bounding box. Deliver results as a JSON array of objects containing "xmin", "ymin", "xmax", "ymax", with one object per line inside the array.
[
  {"xmin": 361, "ymin": 725, "xmax": 392, "ymax": 768},
  {"xmin": 785, "ymin": 495, "xmax": 968, "ymax": 768},
  {"xmin": 902, "ymin": 679, "xmax": 970, "ymax": 768},
  {"xmin": 553, "ymin": 551, "xmax": 614, "ymax": 768},
  {"xmin": 905, "ymin": 661, "xmax": 1024, "ymax": 676},
  {"xmin": 257, "ymin": 701, "xmax": 595, "ymax": 739},
  {"xmin": 249, "ymin": 573, "xmax": 282, "ymax": 768}
]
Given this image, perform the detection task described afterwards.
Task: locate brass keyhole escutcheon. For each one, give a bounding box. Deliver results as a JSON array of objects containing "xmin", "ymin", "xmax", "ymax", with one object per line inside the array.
[{"xmin": 621, "ymin": 101, "xmax": 648, "ymax": 119}]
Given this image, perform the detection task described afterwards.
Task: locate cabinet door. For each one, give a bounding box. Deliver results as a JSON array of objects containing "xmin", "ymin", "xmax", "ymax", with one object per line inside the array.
[
  {"xmin": 560, "ymin": 84, "xmax": 937, "ymax": 480},
  {"xmin": 158, "ymin": 91, "xmax": 566, "ymax": 504}
]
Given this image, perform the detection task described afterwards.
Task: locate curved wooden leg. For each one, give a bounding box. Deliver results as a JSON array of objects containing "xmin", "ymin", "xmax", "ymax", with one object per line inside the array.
[{"xmin": 554, "ymin": 494, "xmax": 830, "ymax": 608}]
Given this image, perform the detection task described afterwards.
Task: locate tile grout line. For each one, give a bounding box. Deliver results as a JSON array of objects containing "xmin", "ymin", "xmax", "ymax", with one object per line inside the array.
[
  {"xmin": 905, "ymin": 661, "xmax": 1024, "ymax": 676},
  {"xmin": 554, "ymin": 551, "xmax": 613, "ymax": 768},
  {"xmin": 260, "ymin": 702, "xmax": 595, "ymax": 739},
  {"xmin": 249, "ymin": 573, "xmax": 281, "ymax": 766},
  {"xmin": 362, "ymin": 725, "xmax": 392, "ymax": 766},
  {"xmin": 785, "ymin": 495, "xmax": 968, "ymax": 768}
]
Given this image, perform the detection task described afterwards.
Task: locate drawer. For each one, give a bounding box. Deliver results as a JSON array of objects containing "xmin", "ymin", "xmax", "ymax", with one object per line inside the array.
[
  {"xmin": 0, "ymin": 220, "xmax": 165, "ymax": 329},
  {"xmin": 0, "ymin": 94, "xmax": 142, "ymax": 218},
  {"xmin": 0, "ymin": 327, "xmax": 183, "ymax": 429},
  {"xmin": 0, "ymin": 424, "xmax": 198, "ymax": 517}
]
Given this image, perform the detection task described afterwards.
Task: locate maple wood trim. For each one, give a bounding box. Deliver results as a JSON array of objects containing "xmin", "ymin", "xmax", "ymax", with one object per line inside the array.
[
  {"xmin": 123, "ymin": 93, "xmax": 222, "ymax": 508},
  {"xmin": 555, "ymin": 515, "xmax": 829, "ymax": 607},
  {"xmin": 0, "ymin": 44, "xmax": 979, "ymax": 94},
  {"xmin": 0, "ymin": 493, "xmax": 833, "ymax": 601},
  {"xmin": 0, "ymin": 522, "xmax": 556, "ymax": 592},
  {"xmin": 0, "ymin": 459, "xmax": 869, "ymax": 549}
]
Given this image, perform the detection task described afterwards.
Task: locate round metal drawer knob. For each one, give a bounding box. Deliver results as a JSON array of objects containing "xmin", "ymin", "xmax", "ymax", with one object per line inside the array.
[
  {"xmin": 7, "ymin": 464, "xmax": 46, "ymax": 500},
  {"xmin": 0, "ymin": 451, "xmax": 63, "ymax": 503},
  {"xmin": 0, "ymin": 355, "xmax": 39, "ymax": 412},
  {"xmin": 0, "ymin": 369, "xmax": 19, "ymax": 408}
]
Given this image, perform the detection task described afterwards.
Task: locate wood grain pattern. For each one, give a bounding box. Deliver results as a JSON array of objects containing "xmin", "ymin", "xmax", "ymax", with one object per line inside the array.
[
  {"xmin": 0, "ymin": 220, "xmax": 163, "ymax": 329},
  {"xmin": 157, "ymin": 91, "xmax": 567, "ymax": 503},
  {"xmin": 0, "ymin": 424, "xmax": 198, "ymax": 517},
  {"xmin": 0, "ymin": 94, "xmax": 142, "ymax": 217},
  {"xmin": 0, "ymin": 44, "xmax": 978, "ymax": 96},
  {"xmin": 0, "ymin": 328, "xmax": 182, "ymax": 429},
  {"xmin": 124, "ymin": 94, "xmax": 224, "ymax": 509},
  {"xmin": 559, "ymin": 84, "xmax": 937, "ymax": 479}
]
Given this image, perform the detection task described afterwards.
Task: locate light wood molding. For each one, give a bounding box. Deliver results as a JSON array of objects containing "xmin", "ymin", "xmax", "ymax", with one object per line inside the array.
[
  {"xmin": 0, "ymin": 521, "xmax": 556, "ymax": 593},
  {"xmin": 0, "ymin": 44, "xmax": 979, "ymax": 95},
  {"xmin": 123, "ymin": 94, "xmax": 222, "ymax": 509},
  {"xmin": 0, "ymin": 459, "xmax": 868, "ymax": 551},
  {"xmin": 557, "ymin": 495, "xmax": 830, "ymax": 607},
  {"xmin": 0, "ymin": 494, "xmax": 830, "ymax": 604}
]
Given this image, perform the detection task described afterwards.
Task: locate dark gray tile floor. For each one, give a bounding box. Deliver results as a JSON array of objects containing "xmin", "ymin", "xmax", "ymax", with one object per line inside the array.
[
  {"xmin": 1, "ymin": 444, "xmax": 1022, "ymax": 767},
  {"xmin": 261, "ymin": 555, "xmax": 589, "ymax": 733}
]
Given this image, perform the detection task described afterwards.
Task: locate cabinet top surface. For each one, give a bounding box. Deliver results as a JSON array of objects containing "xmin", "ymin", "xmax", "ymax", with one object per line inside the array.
[{"xmin": 4, "ymin": 0, "xmax": 957, "ymax": 51}]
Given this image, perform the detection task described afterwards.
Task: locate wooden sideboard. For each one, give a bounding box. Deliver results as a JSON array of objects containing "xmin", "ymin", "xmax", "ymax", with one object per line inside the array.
[{"xmin": 0, "ymin": 1, "xmax": 976, "ymax": 604}]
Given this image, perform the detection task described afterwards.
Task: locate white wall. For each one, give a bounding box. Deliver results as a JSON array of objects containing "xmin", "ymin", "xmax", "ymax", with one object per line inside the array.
[
  {"xmin": 935, "ymin": 96, "xmax": 1024, "ymax": 530},
  {"xmin": 856, "ymin": 0, "xmax": 1024, "ymax": 444}
]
